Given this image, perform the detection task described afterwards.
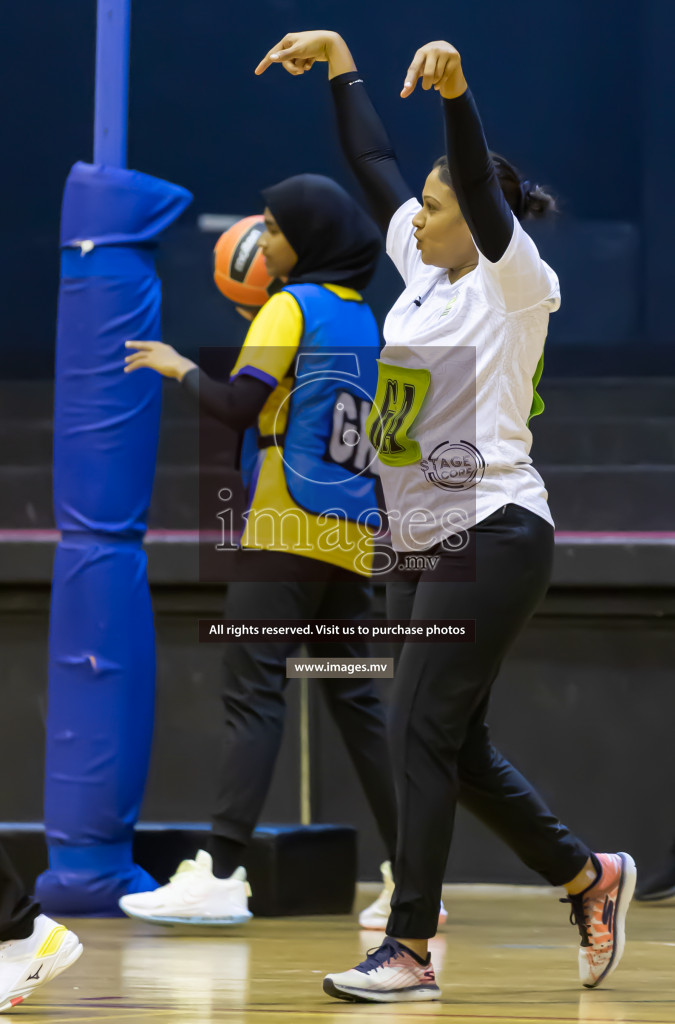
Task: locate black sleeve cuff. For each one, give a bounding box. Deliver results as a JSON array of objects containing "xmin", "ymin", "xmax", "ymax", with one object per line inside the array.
[
  {"xmin": 442, "ymin": 86, "xmax": 473, "ymax": 109},
  {"xmin": 330, "ymin": 70, "xmax": 365, "ymax": 88},
  {"xmin": 181, "ymin": 365, "xmax": 201, "ymax": 396}
]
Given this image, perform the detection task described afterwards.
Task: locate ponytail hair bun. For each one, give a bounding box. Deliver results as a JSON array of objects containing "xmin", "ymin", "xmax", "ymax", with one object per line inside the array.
[
  {"xmin": 490, "ymin": 153, "xmax": 557, "ymax": 221},
  {"xmin": 432, "ymin": 153, "xmax": 557, "ymax": 222}
]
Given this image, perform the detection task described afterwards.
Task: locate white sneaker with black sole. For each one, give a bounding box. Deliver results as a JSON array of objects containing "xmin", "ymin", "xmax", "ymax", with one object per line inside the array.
[
  {"xmin": 118, "ymin": 850, "xmax": 252, "ymax": 927},
  {"xmin": 359, "ymin": 861, "xmax": 447, "ymax": 930},
  {"xmin": 0, "ymin": 915, "xmax": 83, "ymax": 1014},
  {"xmin": 324, "ymin": 938, "xmax": 440, "ymax": 1003}
]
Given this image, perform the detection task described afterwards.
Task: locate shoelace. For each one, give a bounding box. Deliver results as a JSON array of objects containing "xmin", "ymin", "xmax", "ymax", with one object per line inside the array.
[
  {"xmin": 357, "ymin": 940, "xmax": 406, "ymax": 973},
  {"xmin": 560, "ymin": 893, "xmax": 591, "ymax": 947}
]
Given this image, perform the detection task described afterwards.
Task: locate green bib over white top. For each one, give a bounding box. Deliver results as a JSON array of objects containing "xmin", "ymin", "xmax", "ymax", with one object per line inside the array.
[{"xmin": 371, "ymin": 198, "xmax": 560, "ymax": 554}]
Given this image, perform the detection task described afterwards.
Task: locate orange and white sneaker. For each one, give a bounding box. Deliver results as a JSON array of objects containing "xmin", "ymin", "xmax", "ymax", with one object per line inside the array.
[
  {"xmin": 561, "ymin": 852, "xmax": 636, "ymax": 989},
  {"xmin": 0, "ymin": 915, "xmax": 83, "ymax": 1013},
  {"xmin": 324, "ymin": 938, "xmax": 440, "ymax": 1002}
]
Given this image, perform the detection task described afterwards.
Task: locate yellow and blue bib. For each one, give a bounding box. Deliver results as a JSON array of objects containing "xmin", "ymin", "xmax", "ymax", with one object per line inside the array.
[{"xmin": 230, "ymin": 283, "xmax": 380, "ymax": 574}]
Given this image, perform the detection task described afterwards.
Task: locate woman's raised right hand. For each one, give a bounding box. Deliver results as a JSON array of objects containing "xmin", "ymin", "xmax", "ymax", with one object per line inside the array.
[{"xmin": 255, "ymin": 30, "xmax": 344, "ymax": 77}]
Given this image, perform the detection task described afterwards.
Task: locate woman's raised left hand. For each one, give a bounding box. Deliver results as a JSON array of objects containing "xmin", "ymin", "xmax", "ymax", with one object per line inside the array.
[{"xmin": 400, "ymin": 41, "xmax": 466, "ymax": 100}]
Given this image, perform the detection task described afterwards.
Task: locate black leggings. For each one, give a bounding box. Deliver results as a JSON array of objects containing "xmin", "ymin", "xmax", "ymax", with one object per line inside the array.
[
  {"xmin": 211, "ymin": 552, "xmax": 398, "ymax": 865},
  {"xmin": 0, "ymin": 843, "xmax": 39, "ymax": 942},
  {"xmin": 386, "ymin": 503, "xmax": 591, "ymax": 939}
]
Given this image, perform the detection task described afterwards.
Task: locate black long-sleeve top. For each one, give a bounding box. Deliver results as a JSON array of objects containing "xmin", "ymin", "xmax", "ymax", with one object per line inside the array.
[
  {"xmin": 181, "ymin": 367, "xmax": 272, "ymax": 430},
  {"xmin": 180, "ymin": 72, "xmax": 513, "ymax": 427},
  {"xmin": 330, "ymin": 71, "xmax": 514, "ymax": 264}
]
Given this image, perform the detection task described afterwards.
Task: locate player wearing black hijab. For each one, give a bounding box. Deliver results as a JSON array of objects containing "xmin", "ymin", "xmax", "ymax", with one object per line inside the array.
[
  {"xmin": 261, "ymin": 173, "xmax": 380, "ymax": 289},
  {"xmin": 121, "ymin": 173, "xmax": 400, "ymax": 927}
]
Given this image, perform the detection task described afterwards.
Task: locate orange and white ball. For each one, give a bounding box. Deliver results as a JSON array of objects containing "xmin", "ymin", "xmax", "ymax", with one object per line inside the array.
[{"xmin": 213, "ymin": 215, "xmax": 274, "ymax": 307}]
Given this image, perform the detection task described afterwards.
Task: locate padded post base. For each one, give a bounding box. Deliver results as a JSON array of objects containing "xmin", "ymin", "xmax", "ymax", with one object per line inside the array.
[{"xmin": 0, "ymin": 822, "xmax": 357, "ymax": 917}]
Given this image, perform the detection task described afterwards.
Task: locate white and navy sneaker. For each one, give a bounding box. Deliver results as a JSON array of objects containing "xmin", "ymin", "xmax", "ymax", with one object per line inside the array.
[
  {"xmin": 0, "ymin": 915, "xmax": 83, "ymax": 1014},
  {"xmin": 324, "ymin": 938, "xmax": 440, "ymax": 1003},
  {"xmin": 118, "ymin": 850, "xmax": 252, "ymax": 927},
  {"xmin": 359, "ymin": 860, "xmax": 447, "ymax": 930}
]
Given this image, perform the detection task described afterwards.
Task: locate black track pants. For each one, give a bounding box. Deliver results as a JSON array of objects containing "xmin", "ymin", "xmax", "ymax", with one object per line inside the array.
[
  {"xmin": 386, "ymin": 504, "xmax": 591, "ymax": 939},
  {"xmin": 211, "ymin": 552, "xmax": 398, "ymax": 863},
  {"xmin": 0, "ymin": 843, "xmax": 39, "ymax": 942}
]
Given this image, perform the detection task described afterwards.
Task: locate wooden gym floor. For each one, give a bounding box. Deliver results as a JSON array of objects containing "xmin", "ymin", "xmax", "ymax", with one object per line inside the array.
[{"xmin": 10, "ymin": 885, "xmax": 675, "ymax": 1023}]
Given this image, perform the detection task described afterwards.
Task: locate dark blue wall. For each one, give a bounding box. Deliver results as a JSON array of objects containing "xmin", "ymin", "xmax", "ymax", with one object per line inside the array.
[{"xmin": 2, "ymin": 0, "xmax": 673, "ymax": 376}]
